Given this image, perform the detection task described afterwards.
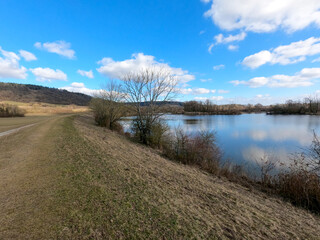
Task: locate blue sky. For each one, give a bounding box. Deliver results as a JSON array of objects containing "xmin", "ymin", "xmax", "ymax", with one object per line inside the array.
[{"xmin": 0, "ymin": 0, "xmax": 320, "ymax": 104}]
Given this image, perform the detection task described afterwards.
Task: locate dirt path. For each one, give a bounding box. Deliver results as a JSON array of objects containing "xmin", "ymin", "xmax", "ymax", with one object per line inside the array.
[
  {"xmin": 0, "ymin": 115, "xmax": 69, "ymax": 239},
  {"xmin": 0, "ymin": 123, "xmax": 36, "ymax": 137},
  {"xmin": 0, "ymin": 116, "xmax": 51, "ymax": 133}
]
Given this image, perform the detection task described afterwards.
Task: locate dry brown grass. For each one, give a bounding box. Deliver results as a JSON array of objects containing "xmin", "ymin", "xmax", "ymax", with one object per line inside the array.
[
  {"xmin": 75, "ymin": 114, "xmax": 320, "ymax": 239},
  {"xmin": 0, "ymin": 101, "xmax": 89, "ymax": 116},
  {"xmin": 1, "ymin": 113, "xmax": 320, "ymax": 239}
]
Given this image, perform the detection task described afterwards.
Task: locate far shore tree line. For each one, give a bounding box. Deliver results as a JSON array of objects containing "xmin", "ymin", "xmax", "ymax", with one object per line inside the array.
[
  {"xmin": 269, "ymin": 97, "xmax": 320, "ymax": 115},
  {"xmin": 184, "ymin": 97, "xmax": 320, "ymax": 115},
  {"xmin": 183, "ymin": 101, "xmax": 267, "ymax": 115}
]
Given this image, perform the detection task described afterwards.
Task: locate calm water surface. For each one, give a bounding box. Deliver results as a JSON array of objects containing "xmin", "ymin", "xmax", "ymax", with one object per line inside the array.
[{"xmin": 122, "ymin": 114, "xmax": 320, "ymax": 168}]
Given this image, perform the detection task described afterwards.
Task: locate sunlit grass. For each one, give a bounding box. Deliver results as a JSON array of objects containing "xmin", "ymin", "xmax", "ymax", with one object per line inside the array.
[{"xmin": 0, "ymin": 101, "xmax": 89, "ymax": 116}]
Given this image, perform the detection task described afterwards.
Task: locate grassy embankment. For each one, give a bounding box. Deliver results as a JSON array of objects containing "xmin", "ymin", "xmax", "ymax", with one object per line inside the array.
[{"xmin": 1, "ymin": 113, "xmax": 320, "ymax": 239}]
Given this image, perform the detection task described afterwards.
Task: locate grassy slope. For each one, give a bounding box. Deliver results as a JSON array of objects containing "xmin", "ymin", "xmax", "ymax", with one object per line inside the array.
[{"xmin": 1, "ymin": 114, "xmax": 320, "ymax": 239}]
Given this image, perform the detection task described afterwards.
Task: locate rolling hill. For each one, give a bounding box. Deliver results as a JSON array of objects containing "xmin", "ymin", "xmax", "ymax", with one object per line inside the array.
[{"xmin": 0, "ymin": 82, "xmax": 92, "ymax": 106}]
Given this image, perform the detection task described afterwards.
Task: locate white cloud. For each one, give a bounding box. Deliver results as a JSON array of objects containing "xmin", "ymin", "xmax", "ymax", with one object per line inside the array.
[
  {"xmin": 230, "ymin": 68, "xmax": 320, "ymax": 88},
  {"xmin": 194, "ymin": 88, "xmax": 211, "ymax": 94},
  {"xmin": 218, "ymin": 89, "xmax": 229, "ymax": 94},
  {"xmin": 208, "ymin": 43, "xmax": 215, "ymax": 53},
  {"xmin": 194, "ymin": 96, "xmax": 224, "ymax": 101},
  {"xmin": 35, "ymin": 41, "xmax": 75, "ymax": 59},
  {"xmin": 243, "ymin": 37, "xmax": 320, "ymax": 68},
  {"xmin": 312, "ymin": 57, "xmax": 320, "ymax": 63},
  {"xmin": 180, "ymin": 87, "xmax": 216, "ymax": 95},
  {"xmin": 242, "ymin": 51, "xmax": 273, "ymax": 69},
  {"xmin": 0, "ymin": 47, "xmax": 27, "ymax": 79},
  {"xmin": 228, "ymin": 45, "xmax": 238, "ymax": 51},
  {"xmin": 19, "ymin": 50, "xmax": 37, "ymax": 61},
  {"xmin": 213, "ymin": 64, "xmax": 225, "ymax": 70},
  {"xmin": 77, "ymin": 69, "xmax": 94, "ymax": 79},
  {"xmin": 209, "ymin": 32, "xmax": 246, "ymax": 52},
  {"xmin": 97, "ymin": 53, "xmax": 195, "ymax": 84},
  {"xmin": 30, "ymin": 67, "xmax": 67, "ymax": 82},
  {"xmin": 256, "ymin": 94, "xmax": 268, "ymax": 98},
  {"xmin": 204, "ymin": 0, "xmax": 320, "ymax": 33},
  {"xmin": 60, "ymin": 82, "xmax": 100, "ymax": 96},
  {"xmin": 215, "ymin": 32, "xmax": 246, "ymax": 44},
  {"xmin": 200, "ymin": 78, "xmax": 212, "ymax": 82}
]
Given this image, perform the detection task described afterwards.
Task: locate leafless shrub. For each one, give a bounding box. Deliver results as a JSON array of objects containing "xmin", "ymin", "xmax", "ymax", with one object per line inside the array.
[
  {"xmin": 274, "ymin": 133, "xmax": 320, "ymax": 212},
  {"xmin": 276, "ymin": 167, "xmax": 320, "ymax": 212},
  {"xmin": 257, "ymin": 155, "xmax": 279, "ymax": 187},
  {"xmin": 256, "ymin": 136, "xmax": 320, "ymax": 212},
  {"xmin": 163, "ymin": 128, "xmax": 222, "ymax": 174},
  {"xmin": 90, "ymin": 80, "xmax": 126, "ymax": 131},
  {"xmin": 0, "ymin": 104, "xmax": 25, "ymax": 117}
]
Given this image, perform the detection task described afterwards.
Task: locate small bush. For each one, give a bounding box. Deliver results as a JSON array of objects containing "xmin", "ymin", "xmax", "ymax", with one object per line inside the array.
[
  {"xmin": 90, "ymin": 98, "xmax": 125, "ymax": 131},
  {"xmin": 112, "ymin": 121, "xmax": 124, "ymax": 134},
  {"xmin": 131, "ymin": 120, "xmax": 169, "ymax": 148},
  {"xmin": 148, "ymin": 121, "xmax": 169, "ymax": 148},
  {"xmin": 257, "ymin": 146, "xmax": 320, "ymax": 213},
  {"xmin": 0, "ymin": 104, "xmax": 25, "ymax": 117},
  {"xmin": 276, "ymin": 170, "xmax": 320, "ymax": 212},
  {"xmin": 163, "ymin": 129, "xmax": 222, "ymax": 174}
]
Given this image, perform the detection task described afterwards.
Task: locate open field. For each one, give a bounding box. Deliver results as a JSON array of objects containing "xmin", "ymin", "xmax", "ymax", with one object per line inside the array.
[
  {"xmin": 0, "ymin": 101, "xmax": 89, "ymax": 116},
  {"xmin": 0, "ymin": 114, "xmax": 320, "ymax": 239}
]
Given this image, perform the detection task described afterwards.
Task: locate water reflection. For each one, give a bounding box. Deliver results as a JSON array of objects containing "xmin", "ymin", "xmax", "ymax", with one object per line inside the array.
[
  {"xmin": 184, "ymin": 119, "xmax": 201, "ymax": 124},
  {"xmin": 120, "ymin": 113, "xmax": 320, "ymax": 168},
  {"xmin": 242, "ymin": 145, "xmax": 289, "ymax": 165},
  {"xmin": 233, "ymin": 129, "xmax": 313, "ymax": 146}
]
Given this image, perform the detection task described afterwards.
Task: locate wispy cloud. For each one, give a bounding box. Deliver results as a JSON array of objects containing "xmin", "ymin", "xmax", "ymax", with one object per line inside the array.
[
  {"xmin": 180, "ymin": 88, "xmax": 216, "ymax": 95},
  {"xmin": 19, "ymin": 50, "xmax": 37, "ymax": 61},
  {"xmin": 77, "ymin": 69, "xmax": 94, "ymax": 79},
  {"xmin": 194, "ymin": 96, "xmax": 224, "ymax": 101},
  {"xmin": 35, "ymin": 40, "xmax": 75, "ymax": 59},
  {"xmin": 218, "ymin": 89, "xmax": 229, "ymax": 94},
  {"xmin": 208, "ymin": 32, "xmax": 246, "ymax": 52},
  {"xmin": 228, "ymin": 45, "xmax": 238, "ymax": 51},
  {"xmin": 213, "ymin": 64, "xmax": 225, "ymax": 70},
  {"xmin": 60, "ymin": 82, "xmax": 100, "ymax": 96}
]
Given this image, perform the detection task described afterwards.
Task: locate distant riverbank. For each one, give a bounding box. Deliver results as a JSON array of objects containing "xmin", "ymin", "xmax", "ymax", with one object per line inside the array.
[{"xmin": 183, "ymin": 111, "xmax": 264, "ymax": 115}]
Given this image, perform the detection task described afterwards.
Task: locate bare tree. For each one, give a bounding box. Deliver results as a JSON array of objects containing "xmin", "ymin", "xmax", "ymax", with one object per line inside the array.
[
  {"xmin": 90, "ymin": 80, "xmax": 126, "ymax": 130},
  {"xmin": 122, "ymin": 67, "xmax": 177, "ymax": 144}
]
